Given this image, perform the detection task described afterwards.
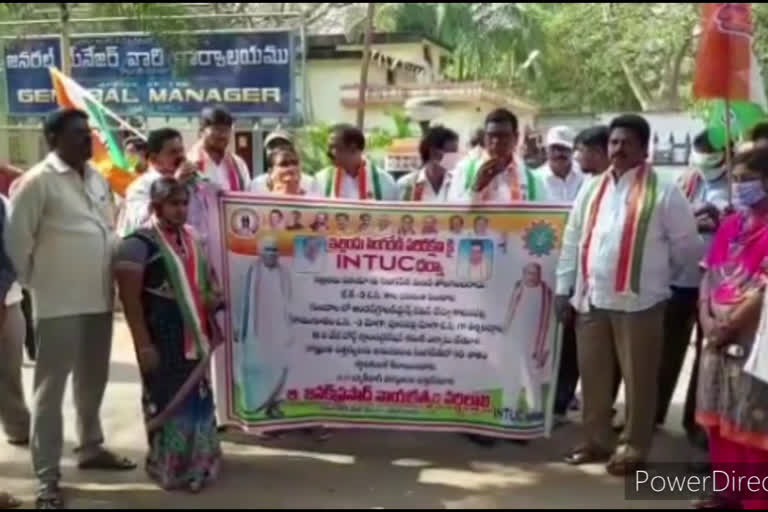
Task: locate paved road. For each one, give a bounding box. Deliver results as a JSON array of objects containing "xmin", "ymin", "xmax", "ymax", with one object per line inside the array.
[{"xmin": 1, "ymin": 315, "xmax": 699, "ymax": 509}]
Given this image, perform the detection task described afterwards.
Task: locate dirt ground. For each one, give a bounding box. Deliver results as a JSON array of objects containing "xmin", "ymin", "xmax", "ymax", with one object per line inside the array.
[{"xmin": 1, "ymin": 314, "xmax": 700, "ymax": 509}]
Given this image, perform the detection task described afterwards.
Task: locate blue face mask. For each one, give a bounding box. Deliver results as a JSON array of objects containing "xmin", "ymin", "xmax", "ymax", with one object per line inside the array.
[{"xmin": 732, "ymin": 180, "xmax": 767, "ymax": 209}]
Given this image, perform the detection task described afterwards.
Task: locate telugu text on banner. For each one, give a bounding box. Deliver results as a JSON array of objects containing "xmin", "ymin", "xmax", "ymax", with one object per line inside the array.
[{"xmin": 211, "ymin": 194, "xmax": 570, "ymax": 439}]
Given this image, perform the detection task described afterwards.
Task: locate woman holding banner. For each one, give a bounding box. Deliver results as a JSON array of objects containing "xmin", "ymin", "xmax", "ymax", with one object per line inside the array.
[
  {"xmin": 114, "ymin": 177, "xmax": 224, "ymax": 493},
  {"xmin": 695, "ymin": 148, "xmax": 768, "ymax": 509}
]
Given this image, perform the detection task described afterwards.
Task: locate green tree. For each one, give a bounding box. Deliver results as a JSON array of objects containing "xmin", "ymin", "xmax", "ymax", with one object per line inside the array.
[
  {"xmin": 532, "ymin": 3, "xmax": 698, "ymax": 112},
  {"xmin": 376, "ymin": 3, "xmax": 544, "ymax": 86}
]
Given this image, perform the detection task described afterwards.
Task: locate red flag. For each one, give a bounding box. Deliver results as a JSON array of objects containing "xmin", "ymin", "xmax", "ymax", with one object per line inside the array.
[{"xmin": 693, "ymin": 3, "xmax": 767, "ymax": 107}]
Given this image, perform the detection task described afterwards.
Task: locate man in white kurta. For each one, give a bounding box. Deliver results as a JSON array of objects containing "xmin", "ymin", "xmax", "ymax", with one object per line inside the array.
[
  {"xmin": 535, "ymin": 125, "xmax": 584, "ymax": 203},
  {"xmin": 397, "ymin": 126, "xmax": 459, "ymax": 202},
  {"xmin": 448, "ymin": 108, "xmax": 547, "ymax": 202},
  {"xmin": 188, "ymin": 105, "xmax": 250, "ymax": 192},
  {"xmin": 503, "ymin": 263, "xmax": 554, "ymax": 416},
  {"xmin": 119, "ymin": 128, "xmax": 213, "ymax": 241},
  {"xmin": 314, "ymin": 124, "xmax": 398, "ymax": 201},
  {"xmin": 556, "ymin": 114, "xmax": 703, "ymax": 475},
  {"xmin": 237, "ymin": 237, "xmax": 293, "ymax": 417}
]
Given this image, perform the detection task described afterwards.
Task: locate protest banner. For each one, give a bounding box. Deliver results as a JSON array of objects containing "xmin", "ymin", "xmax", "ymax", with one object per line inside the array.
[{"xmin": 211, "ymin": 194, "xmax": 570, "ymax": 439}]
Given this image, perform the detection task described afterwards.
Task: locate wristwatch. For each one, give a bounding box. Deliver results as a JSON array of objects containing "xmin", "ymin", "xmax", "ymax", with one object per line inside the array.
[{"xmin": 724, "ymin": 344, "xmax": 745, "ymax": 358}]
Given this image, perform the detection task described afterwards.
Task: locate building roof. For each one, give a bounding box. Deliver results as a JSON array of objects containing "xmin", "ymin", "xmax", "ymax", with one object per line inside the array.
[
  {"xmin": 307, "ymin": 32, "xmax": 452, "ymax": 59},
  {"xmin": 340, "ymin": 81, "xmax": 538, "ymax": 114}
]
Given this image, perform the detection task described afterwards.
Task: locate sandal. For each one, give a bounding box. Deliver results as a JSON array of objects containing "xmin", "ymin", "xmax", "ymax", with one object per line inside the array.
[
  {"xmin": 0, "ymin": 492, "xmax": 21, "ymax": 510},
  {"xmin": 78, "ymin": 449, "xmax": 136, "ymax": 471},
  {"xmin": 35, "ymin": 485, "xmax": 63, "ymax": 510},
  {"xmin": 605, "ymin": 454, "xmax": 645, "ymax": 477},
  {"xmin": 564, "ymin": 445, "xmax": 612, "ymax": 465}
]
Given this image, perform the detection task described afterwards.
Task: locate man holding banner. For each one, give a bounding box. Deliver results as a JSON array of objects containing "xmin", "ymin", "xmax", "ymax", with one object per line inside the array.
[{"xmin": 557, "ymin": 114, "xmax": 702, "ymax": 476}]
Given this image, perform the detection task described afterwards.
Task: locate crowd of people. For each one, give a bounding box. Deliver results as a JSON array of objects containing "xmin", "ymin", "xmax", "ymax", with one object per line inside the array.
[{"xmin": 2, "ymin": 102, "xmax": 768, "ymax": 509}]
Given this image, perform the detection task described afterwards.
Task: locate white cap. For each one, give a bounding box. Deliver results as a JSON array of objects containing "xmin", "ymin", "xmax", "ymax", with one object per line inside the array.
[
  {"xmin": 545, "ymin": 125, "xmax": 575, "ymax": 150},
  {"xmin": 264, "ymin": 130, "xmax": 293, "ymax": 149}
]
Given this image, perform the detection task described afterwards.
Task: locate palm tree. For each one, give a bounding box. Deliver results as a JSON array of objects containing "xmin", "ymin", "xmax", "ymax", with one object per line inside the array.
[{"xmin": 376, "ymin": 3, "xmax": 543, "ymax": 85}]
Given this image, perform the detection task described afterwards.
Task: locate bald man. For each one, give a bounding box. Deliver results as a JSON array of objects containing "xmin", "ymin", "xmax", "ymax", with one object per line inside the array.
[
  {"xmin": 236, "ymin": 237, "xmax": 293, "ymax": 418},
  {"xmin": 503, "ymin": 262, "xmax": 555, "ymax": 415}
]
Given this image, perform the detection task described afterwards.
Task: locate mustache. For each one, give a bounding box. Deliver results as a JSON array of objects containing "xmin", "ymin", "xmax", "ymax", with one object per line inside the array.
[{"xmin": 612, "ymin": 152, "xmax": 627, "ymax": 159}]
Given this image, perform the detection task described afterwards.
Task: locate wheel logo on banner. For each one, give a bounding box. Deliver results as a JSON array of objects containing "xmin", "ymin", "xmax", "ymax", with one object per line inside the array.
[{"xmin": 522, "ymin": 220, "xmax": 557, "ymax": 257}]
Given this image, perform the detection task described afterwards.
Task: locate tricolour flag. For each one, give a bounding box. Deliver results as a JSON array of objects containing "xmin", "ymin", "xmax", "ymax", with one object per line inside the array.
[
  {"xmin": 692, "ymin": 3, "xmax": 767, "ymax": 149},
  {"xmin": 49, "ymin": 67, "xmax": 139, "ymax": 195}
]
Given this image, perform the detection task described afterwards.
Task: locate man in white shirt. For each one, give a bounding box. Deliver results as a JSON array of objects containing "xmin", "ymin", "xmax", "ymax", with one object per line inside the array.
[
  {"xmin": 119, "ymin": 128, "xmax": 205, "ymax": 238},
  {"xmin": 314, "ymin": 124, "xmax": 398, "ymax": 201},
  {"xmin": 536, "ymin": 126, "xmax": 584, "ymax": 202},
  {"xmin": 448, "ymin": 108, "xmax": 546, "ymax": 202},
  {"xmin": 397, "ymin": 126, "xmax": 459, "ymax": 202},
  {"xmin": 535, "ymin": 126, "xmax": 585, "ymax": 423},
  {"xmin": 556, "ymin": 114, "xmax": 702, "ymax": 476},
  {"xmin": 7, "ymin": 109, "xmax": 135, "ymax": 508},
  {"xmin": 188, "ymin": 105, "xmax": 251, "ymax": 191}
]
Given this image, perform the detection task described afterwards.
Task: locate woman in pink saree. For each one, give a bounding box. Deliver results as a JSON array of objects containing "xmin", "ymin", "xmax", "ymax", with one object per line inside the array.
[{"xmin": 696, "ymin": 148, "xmax": 768, "ymax": 509}]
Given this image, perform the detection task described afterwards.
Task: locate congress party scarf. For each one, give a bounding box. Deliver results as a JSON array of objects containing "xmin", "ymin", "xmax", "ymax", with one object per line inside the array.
[
  {"xmin": 153, "ymin": 218, "xmax": 212, "ymax": 360},
  {"xmin": 580, "ymin": 164, "xmax": 659, "ymax": 295},
  {"xmin": 400, "ymin": 168, "xmax": 450, "ymax": 202},
  {"xmin": 678, "ymin": 169, "xmax": 703, "ymax": 202},
  {"xmin": 463, "ymin": 153, "xmax": 537, "ymax": 200},
  {"xmin": 193, "ymin": 140, "xmax": 244, "ymax": 192},
  {"xmin": 324, "ymin": 159, "xmax": 383, "ymax": 200}
]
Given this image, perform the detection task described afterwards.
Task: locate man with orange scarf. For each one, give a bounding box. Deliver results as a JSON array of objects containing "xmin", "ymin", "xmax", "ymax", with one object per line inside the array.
[{"xmin": 556, "ymin": 114, "xmax": 702, "ymax": 476}]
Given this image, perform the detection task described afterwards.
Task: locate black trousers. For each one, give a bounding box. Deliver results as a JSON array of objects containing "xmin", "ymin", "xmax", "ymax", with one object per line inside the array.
[
  {"xmin": 656, "ymin": 287, "xmax": 699, "ymax": 426},
  {"xmin": 683, "ymin": 318, "xmax": 706, "ymax": 446},
  {"xmin": 21, "ymin": 288, "xmax": 35, "ymax": 360},
  {"xmin": 554, "ymin": 322, "xmax": 579, "ymax": 415}
]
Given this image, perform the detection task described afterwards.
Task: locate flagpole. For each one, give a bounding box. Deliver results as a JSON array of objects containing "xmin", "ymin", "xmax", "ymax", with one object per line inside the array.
[{"xmin": 725, "ymin": 97, "xmax": 733, "ymax": 206}]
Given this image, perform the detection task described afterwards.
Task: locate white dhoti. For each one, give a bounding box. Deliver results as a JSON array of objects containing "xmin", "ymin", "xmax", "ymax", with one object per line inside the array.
[
  {"xmin": 238, "ymin": 262, "xmax": 293, "ymax": 413},
  {"xmin": 502, "ymin": 282, "xmax": 554, "ymax": 415}
]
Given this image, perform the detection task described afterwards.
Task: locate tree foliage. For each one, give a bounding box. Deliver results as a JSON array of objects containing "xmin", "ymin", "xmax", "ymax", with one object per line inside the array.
[
  {"xmin": 377, "ymin": 3, "xmax": 543, "ymax": 84},
  {"xmin": 6, "ymin": 3, "xmax": 768, "ymax": 114}
]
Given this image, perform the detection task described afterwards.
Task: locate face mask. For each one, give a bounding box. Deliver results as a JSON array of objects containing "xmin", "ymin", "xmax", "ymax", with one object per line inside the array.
[
  {"xmin": 689, "ymin": 150, "xmax": 724, "ymax": 170},
  {"xmin": 439, "ymin": 152, "xmax": 460, "ymax": 171},
  {"xmin": 732, "ymin": 180, "xmax": 767, "ymax": 208}
]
